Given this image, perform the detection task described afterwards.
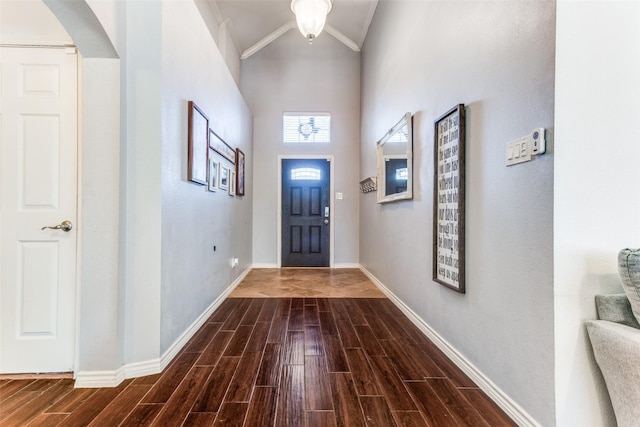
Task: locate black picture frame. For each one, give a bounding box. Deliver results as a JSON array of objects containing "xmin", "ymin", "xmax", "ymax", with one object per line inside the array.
[{"xmin": 433, "ymin": 104, "xmax": 466, "ymax": 293}]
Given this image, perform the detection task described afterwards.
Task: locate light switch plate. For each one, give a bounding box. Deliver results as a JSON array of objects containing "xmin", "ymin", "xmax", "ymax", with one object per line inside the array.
[
  {"xmin": 506, "ymin": 136, "xmax": 531, "ymax": 166},
  {"xmin": 506, "ymin": 128, "xmax": 545, "ymax": 166}
]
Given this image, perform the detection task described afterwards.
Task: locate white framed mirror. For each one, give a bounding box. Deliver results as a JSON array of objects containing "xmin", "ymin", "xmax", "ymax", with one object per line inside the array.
[{"xmin": 377, "ymin": 112, "xmax": 413, "ymax": 203}]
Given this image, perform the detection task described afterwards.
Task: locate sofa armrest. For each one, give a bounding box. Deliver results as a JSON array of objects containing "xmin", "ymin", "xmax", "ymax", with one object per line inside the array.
[
  {"xmin": 595, "ymin": 294, "xmax": 640, "ymax": 328},
  {"xmin": 586, "ymin": 320, "xmax": 640, "ymax": 427}
]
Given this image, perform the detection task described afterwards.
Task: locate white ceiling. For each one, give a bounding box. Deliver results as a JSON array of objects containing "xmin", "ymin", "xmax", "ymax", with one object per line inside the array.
[{"xmin": 210, "ymin": 0, "xmax": 379, "ymax": 58}]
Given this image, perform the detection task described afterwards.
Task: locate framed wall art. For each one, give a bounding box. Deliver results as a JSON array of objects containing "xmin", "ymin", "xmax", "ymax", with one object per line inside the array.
[
  {"xmin": 235, "ymin": 148, "xmax": 245, "ymax": 196},
  {"xmin": 209, "ymin": 129, "xmax": 236, "ymax": 164},
  {"xmin": 208, "ymin": 156, "xmax": 219, "ymax": 192},
  {"xmin": 188, "ymin": 101, "xmax": 209, "ymax": 185},
  {"xmin": 229, "ymin": 170, "xmax": 236, "ymax": 196},
  {"xmin": 220, "ymin": 166, "xmax": 229, "ymax": 191},
  {"xmin": 433, "ymin": 104, "xmax": 466, "ymax": 293}
]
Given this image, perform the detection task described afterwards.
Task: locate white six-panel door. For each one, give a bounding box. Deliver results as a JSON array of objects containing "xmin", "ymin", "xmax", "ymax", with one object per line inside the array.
[{"xmin": 0, "ymin": 47, "xmax": 78, "ymax": 373}]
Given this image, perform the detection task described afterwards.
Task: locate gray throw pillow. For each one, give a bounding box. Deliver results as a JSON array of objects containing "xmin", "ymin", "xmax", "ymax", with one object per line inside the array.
[
  {"xmin": 595, "ymin": 294, "xmax": 640, "ymax": 328},
  {"xmin": 618, "ymin": 248, "xmax": 640, "ymax": 325}
]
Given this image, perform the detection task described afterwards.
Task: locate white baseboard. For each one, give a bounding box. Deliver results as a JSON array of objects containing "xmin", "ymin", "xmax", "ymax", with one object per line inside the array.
[
  {"xmin": 252, "ymin": 263, "xmax": 360, "ymax": 269},
  {"xmin": 333, "ymin": 263, "xmax": 361, "ymax": 268},
  {"xmin": 359, "ymin": 265, "xmax": 540, "ymax": 427},
  {"xmin": 158, "ymin": 266, "xmax": 252, "ymax": 371},
  {"xmin": 251, "ymin": 263, "xmax": 278, "ymax": 268},
  {"xmin": 74, "ymin": 266, "xmax": 252, "ymax": 389},
  {"xmin": 74, "ymin": 369, "xmax": 124, "ymax": 388},
  {"xmin": 123, "ymin": 358, "xmax": 161, "ymax": 379}
]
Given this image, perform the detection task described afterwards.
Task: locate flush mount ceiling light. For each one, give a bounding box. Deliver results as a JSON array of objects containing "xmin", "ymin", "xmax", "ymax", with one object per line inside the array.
[{"xmin": 290, "ymin": 0, "xmax": 333, "ymax": 43}]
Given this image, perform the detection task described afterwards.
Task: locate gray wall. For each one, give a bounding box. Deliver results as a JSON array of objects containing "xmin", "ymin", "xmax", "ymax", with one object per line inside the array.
[
  {"xmin": 241, "ymin": 31, "xmax": 360, "ymax": 267},
  {"xmin": 88, "ymin": 0, "xmax": 254, "ymax": 366},
  {"xmin": 160, "ymin": 1, "xmax": 253, "ymax": 354},
  {"xmin": 359, "ymin": 1, "xmax": 556, "ymax": 425}
]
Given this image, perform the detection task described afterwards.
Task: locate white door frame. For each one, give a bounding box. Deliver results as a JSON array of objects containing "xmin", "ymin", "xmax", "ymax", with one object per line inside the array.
[
  {"xmin": 74, "ymin": 54, "xmax": 83, "ymax": 376},
  {"xmin": 277, "ymin": 155, "xmax": 335, "ymax": 268}
]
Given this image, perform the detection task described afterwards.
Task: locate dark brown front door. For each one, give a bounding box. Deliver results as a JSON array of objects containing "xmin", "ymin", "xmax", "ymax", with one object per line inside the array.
[{"xmin": 281, "ymin": 158, "xmax": 330, "ymax": 267}]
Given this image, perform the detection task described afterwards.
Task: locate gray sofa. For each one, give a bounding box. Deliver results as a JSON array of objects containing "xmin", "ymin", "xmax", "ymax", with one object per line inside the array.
[{"xmin": 586, "ymin": 249, "xmax": 640, "ymax": 427}]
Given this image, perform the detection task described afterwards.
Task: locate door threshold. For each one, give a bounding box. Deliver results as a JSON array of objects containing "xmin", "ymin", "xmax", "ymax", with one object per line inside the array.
[{"xmin": 0, "ymin": 372, "xmax": 73, "ymax": 380}]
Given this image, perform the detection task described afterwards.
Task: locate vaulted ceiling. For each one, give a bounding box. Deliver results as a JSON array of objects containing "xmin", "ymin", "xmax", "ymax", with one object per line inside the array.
[{"xmin": 208, "ymin": 0, "xmax": 379, "ymax": 58}]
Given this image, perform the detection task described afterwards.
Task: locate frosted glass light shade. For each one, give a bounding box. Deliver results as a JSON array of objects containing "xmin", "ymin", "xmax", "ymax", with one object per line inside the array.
[{"xmin": 291, "ymin": 0, "xmax": 332, "ymax": 42}]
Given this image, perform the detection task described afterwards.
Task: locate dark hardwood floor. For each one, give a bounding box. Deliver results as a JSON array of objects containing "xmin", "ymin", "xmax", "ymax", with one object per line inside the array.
[{"xmin": 0, "ymin": 298, "xmax": 516, "ymax": 426}]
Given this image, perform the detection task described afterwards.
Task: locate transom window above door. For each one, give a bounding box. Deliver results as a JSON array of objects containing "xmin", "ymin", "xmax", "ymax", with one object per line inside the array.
[{"xmin": 283, "ymin": 113, "xmax": 331, "ymax": 143}]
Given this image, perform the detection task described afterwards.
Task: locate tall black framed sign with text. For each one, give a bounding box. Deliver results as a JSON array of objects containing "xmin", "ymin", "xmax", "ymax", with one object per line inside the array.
[{"xmin": 433, "ymin": 104, "xmax": 466, "ymax": 293}]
